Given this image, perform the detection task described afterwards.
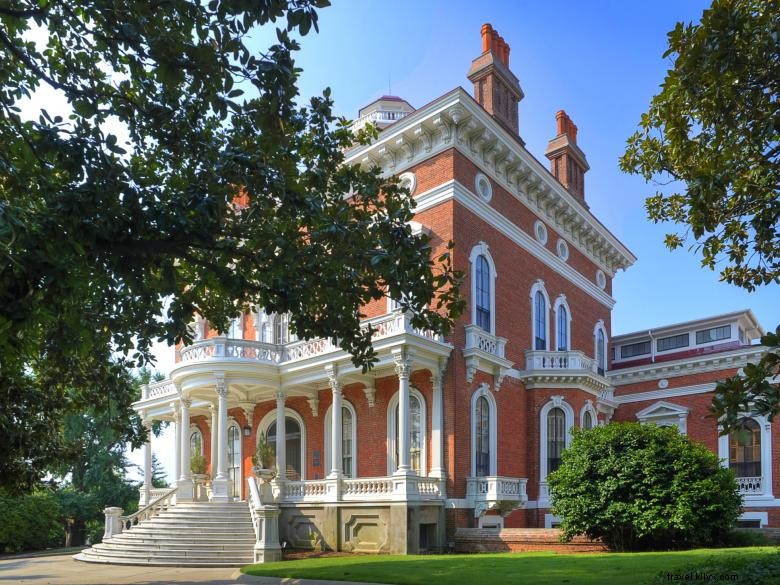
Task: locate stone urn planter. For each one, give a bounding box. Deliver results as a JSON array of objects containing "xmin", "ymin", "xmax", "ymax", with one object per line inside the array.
[{"xmin": 192, "ymin": 473, "xmax": 210, "ymax": 501}]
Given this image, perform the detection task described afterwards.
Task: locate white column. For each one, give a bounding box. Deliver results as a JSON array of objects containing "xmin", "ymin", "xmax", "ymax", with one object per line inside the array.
[
  {"xmin": 394, "ymin": 350, "xmax": 413, "ymax": 476},
  {"xmin": 172, "ymin": 405, "xmax": 181, "ymax": 481},
  {"xmin": 141, "ymin": 419, "xmax": 153, "ymax": 505},
  {"xmin": 328, "ymin": 375, "xmax": 343, "ymax": 478},
  {"xmin": 211, "ymin": 379, "xmax": 230, "ymax": 501},
  {"xmin": 275, "ymin": 391, "xmax": 286, "ymax": 480},
  {"xmin": 177, "ymin": 399, "xmax": 194, "ymax": 501},
  {"xmin": 430, "ymin": 361, "xmax": 446, "ymax": 479},
  {"xmin": 209, "ymin": 404, "xmax": 218, "ymax": 477}
]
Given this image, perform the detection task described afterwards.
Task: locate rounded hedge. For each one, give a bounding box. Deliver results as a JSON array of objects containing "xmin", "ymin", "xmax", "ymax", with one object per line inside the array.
[{"xmin": 547, "ymin": 422, "xmax": 741, "ymax": 551}]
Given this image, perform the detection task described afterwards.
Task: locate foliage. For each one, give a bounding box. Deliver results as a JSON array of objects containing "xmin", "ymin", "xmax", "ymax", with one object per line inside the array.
[
  {"xmin": 190, "ymin": 451, "xmax": 208, "ymax": 476},
  {"xmin": 620, "ymin": 0, "xmax": 779, "ymax": 290},
  {"xmin": 647, "ymin": 551, "xmax": 780, "ymax": 585},
  {"xmin": 0, "ymin": 489, "xmax": 63, "ymax": 553},
  {"xmin": 547, "ymin": 423, "xmax": 742, "ymax": 551},
  {"xmin": 0, "ymin": 0, "xmax": 463, "ymax": 490},
  {"xmin": 253, "ymin": 432, "xmax": 276, "ymax": 469},
  {"xmin": 712, "ymin": 326, "xmax": 780, "ymax": 431},
  {"xmin": 151, "ymin": 454, "xmax": 169, "ymax": 489},
  {"xmin": 241, "ymin": 548, "xmax": 779, "ymax": 585},
  {"xmin": 723, "ymin": 529, "xmax": 773, "ymax": 548}
]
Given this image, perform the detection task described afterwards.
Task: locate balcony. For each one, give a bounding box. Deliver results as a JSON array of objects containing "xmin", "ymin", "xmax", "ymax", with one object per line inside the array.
[
  {"xmin": 352, "ymin": 109, "xmax": 410, "ymax": 132},
  {"xmin": 279, "ymin": 475, "xmax": 446, "ymax": 504},
  {"xmin": 462, "ymin": 325, "xmax": 514, "ymax": 390},
  {"xmin": 518, "ymin": 349, "xmax": 611, "ymax": 392},
  {"xmin": 466, "ymin": 476, "xmax": 528, "ymax": 517}
]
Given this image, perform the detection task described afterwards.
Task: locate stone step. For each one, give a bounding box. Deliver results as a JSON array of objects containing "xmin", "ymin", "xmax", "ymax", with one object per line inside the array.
[
  {"xmin": 99, "ymin": 541, "xmax": 253, "ymax": 552},
  {"xmin": 75, "ymin": 550, "xmax": 252, "ymax": 567},
  {"xmin": 108, "ymin": 535, "xmax": 256, "ymax": 546}
]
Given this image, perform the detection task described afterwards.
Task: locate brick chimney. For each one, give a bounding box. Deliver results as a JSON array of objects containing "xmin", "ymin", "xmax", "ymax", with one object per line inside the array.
[
  {"xmin": 544, "ymin": 110, "xmax": 589, "ymax": 201},
  {"xmin": 467, "ymin": 24, "xmax": 524, "ymax": 135}
]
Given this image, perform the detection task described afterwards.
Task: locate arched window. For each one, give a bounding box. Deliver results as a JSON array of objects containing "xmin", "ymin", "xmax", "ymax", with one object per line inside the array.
[
  {"xmin": 594, "ymin": 322, "xmax": 608, "ymax": 375},
  {"xmin": 470, "ymin": 243, "xmax": 496, "ymax": 334},
  {"xmin": 729, "ymin": 418, "xmax": 761, "ymax": 478},
  {"xmin": 475, "ymin": 396, "xmax": 490, "ymax": 476},
  {"xmin": 554, "ymin": 296, "xmax": 571, "ymax": 352},
  {"xmin": 190, "ymin": 428, "xmax": 203, "ymax": 455},
  {"xmin": 547, "ymin": 408, "xmax": 566, "ymax": 474},
  {"xmin": 475, "ymin": 256, "xmax": 491, "ymax": 331},
  {"xmin": 227, "ymin": 423, "xmax": 242, "ymax": 498},
  {"xmin": 582, "ymin": 410, "xmax": 594, "ymax": 430},
  {"xmin": 388, "ymin": 389, "xmax": 427, "ymax": 476},
  {"xmin": 267, "ymin": 416, "xmax": 303, "ymax": 480},
  {"xmin": 534, "ymin": 291, "xmax": 547, "ymax": 350},
  {"xmin": 325, "ymin": 402, "xmax": 357, "ymax": 478}
]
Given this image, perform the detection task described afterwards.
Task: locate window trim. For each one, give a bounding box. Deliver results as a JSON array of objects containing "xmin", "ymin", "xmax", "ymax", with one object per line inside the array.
[
  {"xmin": 470, "ymin": 383, "xmax": 497, "ymax": 477},
  {"xmin": 469, "ymin": 243, "xmax": 497, "ymax": 335},
  {"xmin": 324, "ymin": 399, "xmax": 358, "ymax": 478},
  {"xmin": 593, "ymin": 320, "xmax": 608, "ymax": 375},
  {"xmin": 387, "ymin": 387, "xmax": 427, "ymax": 476},
  {"xmin": 258, "ymin": 407, "xmax": 307, "ymax": 481},
  {"xmin": 227, "ymin": 419, "xmax": 243, "ymax": 499},
  {"xmin": 539, "ymin": 397, "xmax": 574, "ymax": 493},
  {"xmin": 530, "ymin": 280, "xmax": 551, "ymax": 351},
  {"xmin": 580, "ymin": 400, "xmax": 598, "ymax": 429},
  {"xmin": 717, "ymin": 414, "xmax": 773, "ymax": 500},
  {"xmin": 553, "ymin": 295, "xmax": 571, "ymax": 352}
]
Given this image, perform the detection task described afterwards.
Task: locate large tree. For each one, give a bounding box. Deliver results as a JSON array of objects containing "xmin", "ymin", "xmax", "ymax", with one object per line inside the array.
[
  {"xmin": 620, "ymin": 0, "xmax": 779, "ymax": 429},
  {"xmin": 0, "ymin": 1, "xmax": 462, "ymax": 491}
]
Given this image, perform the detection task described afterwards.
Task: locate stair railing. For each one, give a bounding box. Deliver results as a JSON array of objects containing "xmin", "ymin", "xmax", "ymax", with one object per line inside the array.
[
  {"xmin": 119, "ymin": 487, "xmax": 178, "ymax": 531},
  {"xmin": 247, "ymin": 476, "xmax": 262, "ymax": 540}
]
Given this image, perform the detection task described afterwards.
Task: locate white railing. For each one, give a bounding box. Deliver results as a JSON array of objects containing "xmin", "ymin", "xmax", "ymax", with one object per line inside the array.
[
  {"xmin": 342, "ymin": 477, "xmax": 394, "ymax": 497},
  {"xmin": 144, "ymin": 380, "xmax": 177, "ymax": 400},
  {"xmin": 737, "ymin": 476, "xmax": 764, "ymax": 494},
  {"xmin": 119, "ymin": 487, "xmax": 177, "ymax": 531},
  {"xmin": 466, "ymin": 476, "xmax": 528, "ymax": 502},
  {"xmin": 247, "ymin": 476, "xmax": 263, "ymax": 540},
  {"xmin": 464, "ymin": 325, "xmax": 507, "ymax": 358},
  {"xmin": 525, "ymin": 350, "xmax": 597, "ymax": 373},
  {"xmin": 415, "ymin": 478, "xmax": 444, "ymax": 497},
  {"xmin": 179, "ymin": 337, "xmax": 282, "ymax": 364},
  {"xmin": 352, "ymin": 109, "xmax": 410, "ymax": 130},
  {"xmin": 284, "ymin": 338, "xmax": 336, "ymax": 361},
  {"xmin": 282, "ymin": 480, "xmax": 328, "ymax": 501},
  {"xmin": 278, "ymin": 475, "xmax": 444, "ymax": 503}
]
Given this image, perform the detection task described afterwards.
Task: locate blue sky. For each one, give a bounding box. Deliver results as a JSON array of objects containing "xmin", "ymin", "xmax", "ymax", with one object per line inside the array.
[{"xmin": 247, "ymin": 0, "xmax": 775, "ymax": 338}]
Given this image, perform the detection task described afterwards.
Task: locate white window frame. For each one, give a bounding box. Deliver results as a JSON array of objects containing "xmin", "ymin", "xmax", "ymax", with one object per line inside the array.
[
  {"xmin": 593, "ymin": 320, "xmax": 608, "ymax": 374},
  {"xmin": 228, "ymin": 314, "xmax": 243, "ymax": 339},
  {"xmin": 553, "ymin": 295, "xmax": 572, "ymax": 351},
  {"xmin": 539, "ymin": 396, "xmax": 574, "ymax": 506},
  {"xmin": 530, "ymin": 280, "xmax": 551, "ymax": 351},
  {"xmin": 580, "ymin": 400, "xmax": 597, "ymax": 429},
  {"xmin": 718, "ymin": 414, "xmax": 774, "ymax": 500},
  {"xmin": 189, "ymin": 425, "xmax": 204, "ymax": 455},
  {"xmin": 387, "ymin": 387, "xmax": 428, "ymax": 476},
  {"xmin": 189, "ymin": 315, "xmax": 206, "ymax": 341},
  {"xmin": 258, "ymin": 408, "xmax": 307, "ymax": 481},
  {"xmin": 471, "ymin": 383, "xmax": 497, "ymax": 477},
  {"xmin": 227, "ymin": 419, "xmax": 243, "ymax": 499},
  {"xmin": 324, "ymin": 399, "xmax": 358, "ymax": 478},
  {"xmin": 469, "ymin": 242, "xmax": 497, "ymax": 334},
  {"xmin": 635, "ymin": 401, "xmax": 689, "ymax": 434}
]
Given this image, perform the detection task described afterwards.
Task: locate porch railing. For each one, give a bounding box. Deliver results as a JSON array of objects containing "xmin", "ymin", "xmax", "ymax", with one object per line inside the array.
[{"xmin": 280, "ymin": 475, "xmax": 445, "ymax": 503}]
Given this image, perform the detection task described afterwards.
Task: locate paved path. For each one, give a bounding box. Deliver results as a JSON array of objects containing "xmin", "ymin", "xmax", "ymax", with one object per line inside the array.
[{"xmin": 0, "ymin": 554, "xmax": 384, "ymax": 585}]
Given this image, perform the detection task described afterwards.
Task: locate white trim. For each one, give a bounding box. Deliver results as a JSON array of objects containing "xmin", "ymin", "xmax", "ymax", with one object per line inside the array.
[
  {"xmin": 539, "ymin": 396, "xmax": 575, "ymax": 507},
  {"xmin": 324, "ymin": 399, "xmax": 358, "ymax": 478},
  {"xmin": 258, "ymin": 407, "xmax": 306, "ymax": 481},
  {"xmin": 718, "ymin": 414, "xmax": 774, "ymax": 500},
  {"xmin": 580, "ymin": 400, "xmax": 597, "ymax": 429},
  {"xmin": 399, "ymin": 171, "xmax": 416, "ymax": 195},
  {"xmin": 474, "ymin": 172, "xmax": 492, "ymax": 202},
  {"xmin": 635, "ymin": 401, "xmax": 689, "ymax": 434},
  {"xmin": 469, "ymin": 242, "xmax": 497, "ymax": 335},
  {"xmin": 544, "ymin": 514, "xmax": 562, "ymax": 528},
  {"xmin": 615, "ymin": 382, "xmax": 717, "ymax": 404},
  {"xmin": 738, "ymin": 511, "xmax": 768, "ymax": 527},
  {"xmin": 530, "ymin": 280, "xmax": 551, "ymax": 351},
  {"xmin": 226, "ymin": 420, "xmax": 243, "ymax": 499},
  {"xmin": 534, "ymin": 220, "xmax": 548, "ymax": 245},
  {"xmin": 553, "ymin": 295, "xmax": 572, "ymax": 351},
  {"xmin": 556, "ymin": 239, "xmax": 569, "ymax": 262},
  {"xmin": 470, "ymin": 383, "xmax": 498, "ymax": 477},
  {"xmin": 387, "ymin": 387, "xmax": 427, "ymax": 476},
  {"xmin": 228, "ymin": 315, "xmax": 243, "ymax": 339}
]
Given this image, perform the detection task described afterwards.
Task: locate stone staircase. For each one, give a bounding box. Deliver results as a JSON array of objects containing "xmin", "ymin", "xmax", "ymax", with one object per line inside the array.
[{"xmin": 74, "ymin": 502, "xmax": 256, "ymax": 567}]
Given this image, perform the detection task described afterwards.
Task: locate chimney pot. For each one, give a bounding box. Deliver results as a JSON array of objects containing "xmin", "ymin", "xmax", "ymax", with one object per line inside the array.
[{"xmin": 481, "ymin": 23, "xmax": 493, "ymax": 53}]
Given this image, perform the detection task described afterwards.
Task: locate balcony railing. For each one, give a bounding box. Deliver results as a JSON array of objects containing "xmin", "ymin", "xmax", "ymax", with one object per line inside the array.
[
  {"xmin": 352, "ymin": 109, "xmax": 410, "ymax": 131},
  {"xmin": 737, "ymin": 476, "xmax": 764, "ymax": 495},
  {"xmin": 280, "ymin": 475, "xmax": 445, "ymax": 503},
  {"xmin": 464, "ymin": 325, "xmax": 507, "ymax": 359},
  {"xmin": 525, "ymin": 350, "xmax": 598, "ymax": 373},
  {"xmin": 466, "ymin": 476, "xmax": 528, "ymax": 502}
]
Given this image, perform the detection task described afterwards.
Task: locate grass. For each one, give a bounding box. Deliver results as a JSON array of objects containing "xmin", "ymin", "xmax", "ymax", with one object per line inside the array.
[{"xmin": 242, "ymin": 547, "xmax": 780, "ymax": 585}]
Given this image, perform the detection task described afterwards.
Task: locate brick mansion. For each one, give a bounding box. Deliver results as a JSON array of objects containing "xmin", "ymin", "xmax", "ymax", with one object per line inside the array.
[{"xmin": 77, "ymin": 23, "xmax": 775, "ymax": 566}]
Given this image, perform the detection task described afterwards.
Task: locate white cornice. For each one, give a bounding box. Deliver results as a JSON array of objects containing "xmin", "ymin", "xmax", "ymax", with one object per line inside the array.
[
  {"xmin": 345, "ymin": 87, "xmax": 636, "ymax": 277},
  {"xmin": 608, "ymin": 346, "xmax": 768, "ymax": 386},
  {"xmin": 412, "ymin": 180, "xmax": 616, "ymax": 308},
  {"xmin": 615, "ymin": 383, "xmax": 717, "ymax": 404}
]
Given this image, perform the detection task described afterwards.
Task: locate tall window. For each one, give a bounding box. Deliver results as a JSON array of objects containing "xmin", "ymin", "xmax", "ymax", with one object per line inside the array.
[
  {"xmin": 228, "ymin": 315, "xmax": 243, "ymax": 339},
  {"xmin": 547, "ymin": 408, "xmax": 566, "ymax": 474},
  {"xmin": 582, "ymin": 410, "xmax": 594, "ymax": 430},
  {"xmin": 274, "ymin": 314, "xmax": 292, "ymax": 345},
  {"xmin": 534, "ymin": 291, "xmax": 547, "ymax": 350},
  {"xmin": 729, "ymin": 418, "xmax": 761, "ymax": 478},
  {"xmin": 596, "ymin": 328, "xmax": 606, "ymax": 375},
  {"xmin": 394, "ymin": 394, "xmax": 423, "ymax": 474},
  {"xmin": 342, "ymin": 407, "xmax": 353, "ymax": 478},
  {"xmin": 475, "ymin": 396, "xmax": 490, "ymax": 477},
  {"xmin": 556, "ymin": 306, "xmax": 568, "ymax": 351},
  {"xmin": 475, "ymin": 255, "xmax": 491, "ymax": 331},
  {"xmin": 228, "ymin": 425, "xmax": 241, "ymax": 498},
  {"xmin": 190, "ymin": 429, "xmax": 203, "ymax": 455},
  {"xmin": 267, "ymin": 417, "xmax": 302, "ymax": 480}
]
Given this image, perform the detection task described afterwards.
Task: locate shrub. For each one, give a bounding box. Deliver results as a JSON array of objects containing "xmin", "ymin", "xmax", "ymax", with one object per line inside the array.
[
  {"xmin": 647, "ymin": 550, "xmax": 780, "ymax": 585},
  {"xmin": 548, "ymin": 422, "xmax": 742, "ymax": 551},
  {"xmin": 0, "ymin": 490, "xmax": 64, "ymax": 552}
]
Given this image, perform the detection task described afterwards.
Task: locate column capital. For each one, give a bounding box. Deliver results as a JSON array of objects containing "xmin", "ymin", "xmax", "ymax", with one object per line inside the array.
[
  {"xmin": 181, "ymin": 398, "xmax": 192, "ymax": 408},
  {"xmin": 142, "ymin": 418, "xmax": 153, "ymax": 431},
  {"xmin": 393, "ymin": 349, "xmax": 414, "ymax": 379},
  {"xmin": 325, "ymin": 364, "xmax": 341, "ymax": 393},
  {"xmin": 170, "ymin": 402, "xmax": 180, "ymax": 421},
  {"xmin": 275, "ymin": 390, "xmax": 286, "ymax": 403},
  {"xmin": 216, "ymin": 379, "xmax": 228, "ymax": 397}
]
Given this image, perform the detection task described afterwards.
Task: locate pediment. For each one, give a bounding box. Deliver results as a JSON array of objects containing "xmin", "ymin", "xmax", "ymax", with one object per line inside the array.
[{"xmin": 636, "ymin": 400, "xmax": 689, "ymax": 420}]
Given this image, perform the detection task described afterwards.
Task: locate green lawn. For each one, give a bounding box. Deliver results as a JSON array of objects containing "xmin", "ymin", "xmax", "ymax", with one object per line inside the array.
[{"xmin": 242, "ymin": 547, "xmax": 780, "ymax": 585}]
